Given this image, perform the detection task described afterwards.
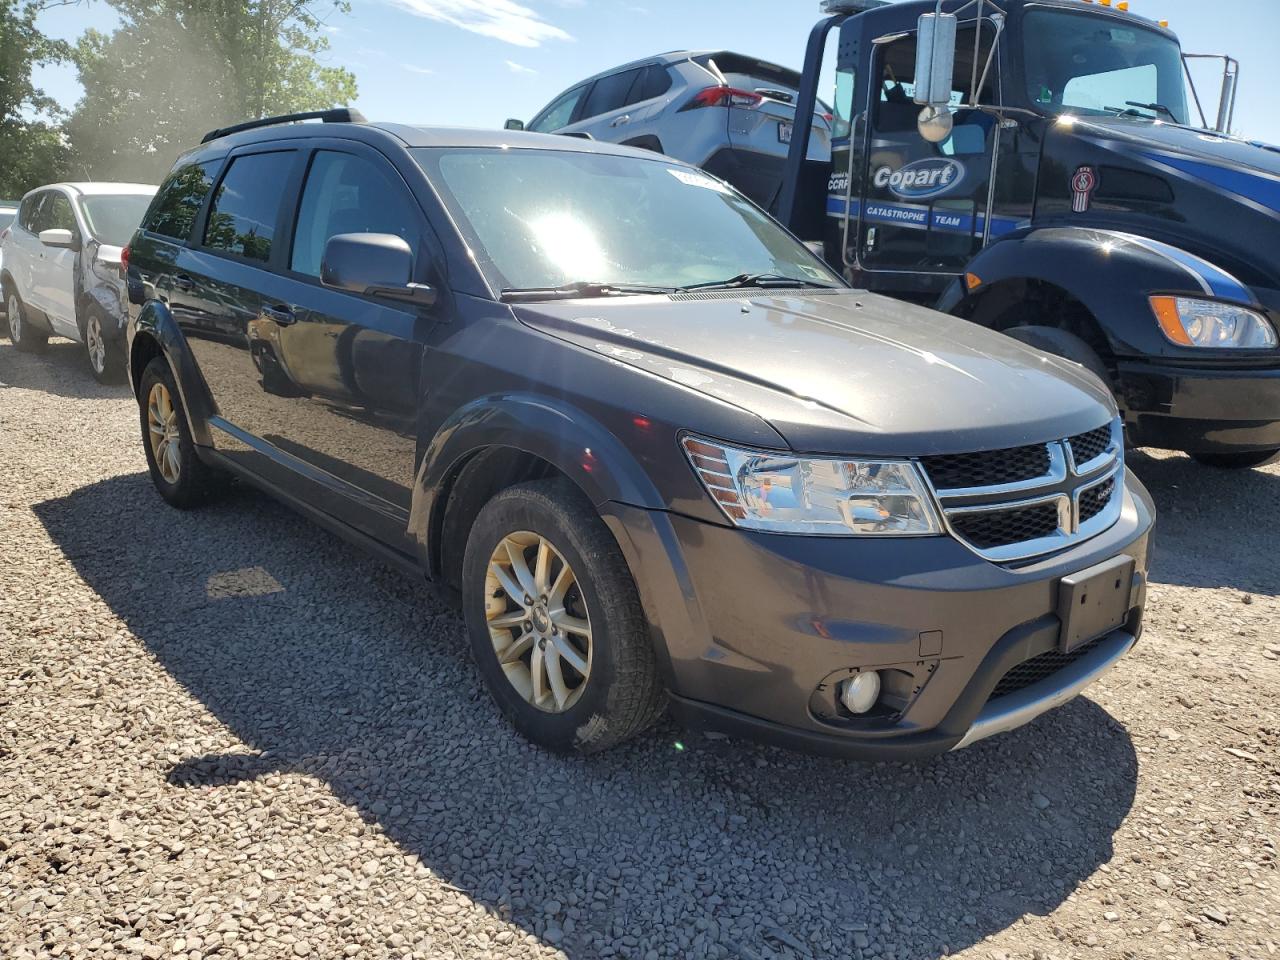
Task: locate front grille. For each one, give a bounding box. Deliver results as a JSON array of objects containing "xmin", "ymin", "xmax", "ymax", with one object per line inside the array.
[
  {"xmin": 921, "ymin": 443, "xmax": 1050, "ymax": 490},
  {"xmin": 1069, "ymin": 424, "xmax": 1112, "ymax": 466},
  {"xmin": 949, "ymin": 501, "xmax": 1060, "ymax": 550},
  {"xmin": 1079, "ymin": 477, "xmax": 1115, "ymax": 523},
  {"xmin": 989, "ymin": 635, "xmax": 1107, "ymax": 701}
]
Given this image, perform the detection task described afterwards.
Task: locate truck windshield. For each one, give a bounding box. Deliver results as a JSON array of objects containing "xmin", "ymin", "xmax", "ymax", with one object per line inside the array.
[
  {"xmin": 1023, "ymin": 10, "xmax": 1189, "ymax": 124},
  {"xmin": 414, "ymin": 148, "xmax": 841, "ymax": 294}
]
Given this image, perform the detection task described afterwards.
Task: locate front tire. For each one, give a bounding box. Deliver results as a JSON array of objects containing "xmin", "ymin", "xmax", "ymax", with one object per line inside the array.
[
  {"xmin": 1190, "ymin": 449, "xmax": 1280, "ymax": 470},
  {"xmin": 6, "ymin": 290, "xmax": 48, "ymax": 353},
  {"xmin": 461, "ymin": 479, "xmax": 664, "ymax": 754},
  {"xmin": 138, "ymin": 356, "xmax": 228, "ymax": 508},
  {"xmin": 1004, "ymin": 324, "xmax": 1111, "ymax": 385},
  {"xmin": 83, "ymin": 306, "xmax": 125, "ymax": 384}
]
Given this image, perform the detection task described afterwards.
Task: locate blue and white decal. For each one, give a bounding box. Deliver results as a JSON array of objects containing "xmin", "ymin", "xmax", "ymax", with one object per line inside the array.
[
  {"xmin": 1141, "ymin": 151, "xmax": 1280, "ymax": 214},
  {"xmin": 872, "ymin": 158, "xmax": 966, "ymax": 201},
  {"xmin": 826, "ymin": 196, "xmax": 1022, "ymax": 239},
  {"xmin": 1111, "ymin": 232, "xmax": 1257, "ymax": 304}
]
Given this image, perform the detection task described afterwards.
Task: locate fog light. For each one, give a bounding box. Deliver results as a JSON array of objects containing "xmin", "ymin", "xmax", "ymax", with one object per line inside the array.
[{"xmin": 840, "ymin": 671, "xmax": 881, "ymax": 714}]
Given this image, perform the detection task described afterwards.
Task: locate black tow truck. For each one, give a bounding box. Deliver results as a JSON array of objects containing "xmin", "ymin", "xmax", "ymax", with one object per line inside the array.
[{"xmin": 777, "ymin": 0, "xmax": 1280, "ymax": 469}]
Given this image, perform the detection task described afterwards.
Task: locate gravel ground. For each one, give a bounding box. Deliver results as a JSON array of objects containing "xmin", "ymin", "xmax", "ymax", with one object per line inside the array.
[{"xmin": 2, "ymin": 339, "xmax": 1278, "ymax": 960}]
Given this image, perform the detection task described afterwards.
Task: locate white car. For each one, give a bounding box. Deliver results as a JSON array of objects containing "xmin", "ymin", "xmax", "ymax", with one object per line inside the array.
[
  {"xmin": 1, "ymin": 182, "xmax": 156, "ymax": 382},
  {"xmin": 0, "ymin": 205, "xmax": 17, "ymax": 287}
]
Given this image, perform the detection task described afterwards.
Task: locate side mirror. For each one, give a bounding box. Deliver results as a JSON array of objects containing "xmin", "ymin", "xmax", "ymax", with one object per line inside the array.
[
  {"xmin": 504, "ymin": 118, "xmax": 525, "ymax": 131},
  {"xmin": 913, "ymin": 11, "xmax": 957, "ymax": 108},
  {"xmin": 39, "ymin": 228, "xmax": 78, "ymax": 250},
  {"xmin": 320, "ymin": 233, "xmax": 436, "ymax": 307}
]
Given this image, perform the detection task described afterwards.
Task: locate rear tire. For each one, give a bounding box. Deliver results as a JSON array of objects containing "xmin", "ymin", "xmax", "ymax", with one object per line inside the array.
[
  {"xmin": 461, "ymin": 478, "xmax": 664, "ymax": 754},
  {"xmin": 6, "ymin": 290, "xmax": 48, "ymax": 353},
  {"xmin": 1004, "ymin": 324, "xmax": 1111, "ymax": 385},
  {"xmin": 83, "ymin": 305, "xmax": 125, "ymax": 384},
  {"xmin": 138, "ymin": 356, "xmax": 228, "ymax": 508},
  {"xmin": 1189, "ymin": 449, "xmax": 1280, "ymax": 470}
]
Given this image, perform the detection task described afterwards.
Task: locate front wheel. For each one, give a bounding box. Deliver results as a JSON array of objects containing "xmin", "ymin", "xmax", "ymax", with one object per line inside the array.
[
  {"xmin": 1189, "ymin": 449, "xmax": 1280, "ymax": 470},
  {"xmin": 1003, "ymin": 325, "xmax": 1111, "ymax": 386},
  {"xmin": 461, "ymin": 479, "xmax": 664, "ymax": 754},
  {"xmin": 84, "ymin": 306, "xmax": 125, "ymax": 384}
]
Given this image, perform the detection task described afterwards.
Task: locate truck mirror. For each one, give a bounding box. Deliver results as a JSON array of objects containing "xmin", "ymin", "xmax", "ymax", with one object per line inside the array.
[{"xmin": 913, "ymin": 11, "xmax": 958, "ymax": 108}]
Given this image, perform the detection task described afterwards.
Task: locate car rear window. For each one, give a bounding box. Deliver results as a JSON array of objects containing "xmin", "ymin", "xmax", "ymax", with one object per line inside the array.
[
  {"xmin": 694, "ymin": 52, "xmax": 802, "ymax": 96},
  {"xmin": 203, "ymin": 152, "xmax": 295, "ymax": 262},
  {"xmin": 143, "ymin": 161, "xmax": 219, "ymax": 241}
]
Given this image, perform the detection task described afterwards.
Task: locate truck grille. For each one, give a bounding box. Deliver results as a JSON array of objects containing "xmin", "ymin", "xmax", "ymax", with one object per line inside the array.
[
  {"xmin": 921, "ymin": 443, "xmax": 1050, "ymax": 490},
  {"xmin": 1069, "ymin": 425, "xmax": 1113, "ymax": 467},
  {"xmin": 989, "ymin": 635, "xmax": 1107, "ymax": 701},
  {"xmin": 921, "ymin": 419, "xmax": 1124, "ymax": 562}
]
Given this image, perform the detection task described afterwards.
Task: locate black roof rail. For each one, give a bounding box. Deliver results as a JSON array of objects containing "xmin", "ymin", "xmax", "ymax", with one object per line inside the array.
[{"xmin": 200, "ymin": 107, "xmax": 367, "ymax": 145}]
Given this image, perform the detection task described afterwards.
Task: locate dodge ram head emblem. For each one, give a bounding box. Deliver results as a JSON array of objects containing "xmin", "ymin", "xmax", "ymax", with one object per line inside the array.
[{"xmin": 1071, "ymin": 165, "xmax": 1098, "ymax": 212}]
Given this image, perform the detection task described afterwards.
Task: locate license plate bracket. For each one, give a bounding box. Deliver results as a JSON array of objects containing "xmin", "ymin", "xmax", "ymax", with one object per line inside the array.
[
  {"xmin": 777, "ymin": 121, "xmax": 793, "ymax": 144},
  {"xmin": 1057, "ymin": 555, "xmax": 1135, "ymax": 654}
]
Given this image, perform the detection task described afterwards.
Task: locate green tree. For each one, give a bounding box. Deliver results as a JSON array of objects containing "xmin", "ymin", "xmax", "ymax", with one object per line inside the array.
[
  {"xmin": 68, "ymin": 1, "xmax": 356, "ymax": 182},
  {"xmin": 0, "ymin": 0, "xmax": 71, "ymax": 197}
]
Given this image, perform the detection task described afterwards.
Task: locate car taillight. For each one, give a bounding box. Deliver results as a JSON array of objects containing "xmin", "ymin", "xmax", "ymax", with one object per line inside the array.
[
  {"xmin": 680, "ymin": 86, "xmax": 764, "ymax": 111},
  {"xmin": 120, "ymin": 244, "xmax": 129, "ymax": 279}
]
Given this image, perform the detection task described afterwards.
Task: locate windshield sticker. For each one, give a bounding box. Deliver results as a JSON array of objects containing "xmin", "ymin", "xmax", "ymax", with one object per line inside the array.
[
  {"xmin": 668, "ymin": 168, "xmax": 732, "ymax": 194},
  {"xmin": 873, "ymin": 158, "xmax": 966, "ymax": 201},
  {"xmin": 1071, "ymin": 166, "xmax": 1098, "ymax": 213}
]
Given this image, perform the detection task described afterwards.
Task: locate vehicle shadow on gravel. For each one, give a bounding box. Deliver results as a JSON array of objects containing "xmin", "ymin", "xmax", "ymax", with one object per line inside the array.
[
  {"xmin": 37, "ymin": 473, "xmax": 1139, "ymax": 960},
  {"xmin": 0, "ymin": 341, "xmax": 130, "ymax": 399},
  {"xmin": 1128, "ymin": 450, "xmax": 1280, "ymax": 596}
]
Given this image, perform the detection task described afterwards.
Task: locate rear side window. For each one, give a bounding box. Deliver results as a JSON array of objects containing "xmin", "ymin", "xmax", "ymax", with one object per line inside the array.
[
  {"xmin": 290, "ymin": 151, "xmax": 419, "ymax": 277},
  {"xmin": 632, "ymin": 64, "xmax": 672, "ymax": 103},
  {"xmin": 203, "ymin": 152, "xmax": 295, "ymax": 262},
  {"xmin": 144, "ymin": 161, "xmax": 219, "ymax": 241},
  {"xmin": 580, "ymin": 68, "xmax": 643, "ymax": 119},
  {"xmin": 530, "ymin": 85, "xmax": 588, "ymax": 132}
]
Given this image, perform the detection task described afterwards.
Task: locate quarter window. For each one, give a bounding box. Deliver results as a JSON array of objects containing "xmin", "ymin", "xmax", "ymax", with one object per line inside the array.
[
  {"xmin": 144, "ymin": 161, "xmax": 219, "ymax": 241},
  {"xmin": 290, "ymin": 151, "xmax": 418, "ymax": 278},
  {"xmin": 203, "ymin": 152, "xmax": 295, "ymax": 262}
]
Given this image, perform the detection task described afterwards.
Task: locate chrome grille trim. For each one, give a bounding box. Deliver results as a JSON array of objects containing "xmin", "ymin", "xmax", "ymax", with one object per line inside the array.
[{"xmin": 920, "ymin": 418, "xmax": 1125, "ymax": 563}]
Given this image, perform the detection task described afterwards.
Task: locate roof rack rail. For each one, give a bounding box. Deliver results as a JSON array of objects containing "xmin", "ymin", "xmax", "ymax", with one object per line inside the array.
[{"xmin": 200, "ymin": 107, "xmax": 367, "ymax": 145}]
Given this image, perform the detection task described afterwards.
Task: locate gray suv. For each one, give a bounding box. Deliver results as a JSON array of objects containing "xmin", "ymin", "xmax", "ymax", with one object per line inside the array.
[
  {"xmin": 125, "ymin": 110, "xmax": 1154, "ymax": 759},
  {"xmin": 512, "ymin": 51, "xmax": 832, "ymax": 208}
]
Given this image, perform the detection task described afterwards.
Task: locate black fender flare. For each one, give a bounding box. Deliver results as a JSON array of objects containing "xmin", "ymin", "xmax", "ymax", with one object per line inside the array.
[
  {"xmin": 409, "ymin": 392, "xmax": 669, "ymax": 568},
  {"xmin": 130, "ymin": 300, "xmax": 218, "ymax": 447},
  {"xmin": 936, "ymin": 226, "xmax": 1258, "ymax": 358}
]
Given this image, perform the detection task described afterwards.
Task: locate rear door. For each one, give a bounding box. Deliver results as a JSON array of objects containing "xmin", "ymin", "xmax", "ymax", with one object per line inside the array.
[
  {"xmin": 564, "ymin": 68, "xmax": 645, "ymax": 140},
  {"xmin": 173, "ymin": 147, "xmax": 302, "ymax": 448},
  {"xmin": 9, "ymin": 192, "xmax": 48, "ymax": 307},
  {"xmin": 257, "ymin": 141, "xmax": 432, "ymax": 545}
]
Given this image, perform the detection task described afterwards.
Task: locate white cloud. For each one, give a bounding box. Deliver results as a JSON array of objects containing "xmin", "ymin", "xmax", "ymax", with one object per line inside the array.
[
  {"xmin": 402, "ymin": 63, "xmax": 435, "ymax": 74},
  {"xmin": 505, "ymin": 60, "xmax": 536, "ymax": 75},
  {"xmin": 385, "ymin": 0, "xmax": 572, "ymax": 48}
]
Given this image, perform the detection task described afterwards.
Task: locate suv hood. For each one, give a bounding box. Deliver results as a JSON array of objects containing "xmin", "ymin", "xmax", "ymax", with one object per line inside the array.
[{"xmin": 514, "ymin": 290, "xmax": 1115, "ymax": 456}]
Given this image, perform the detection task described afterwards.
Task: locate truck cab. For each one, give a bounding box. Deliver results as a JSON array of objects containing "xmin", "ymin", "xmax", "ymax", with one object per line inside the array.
[{"xmin": 783, "ymin": 0, "xmax": 1280, "ymax": 469}]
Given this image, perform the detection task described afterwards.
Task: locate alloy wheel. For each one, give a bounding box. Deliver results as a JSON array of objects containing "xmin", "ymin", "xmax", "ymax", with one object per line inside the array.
[
  {"xmin": 146, "ymin": 381, "xmax": 182, "ymax": 484},
  {"xmin": 8, "ymin": 295, "xmax": 20, "ymax": 342},
  {"xmin": 484, "ymin": 531, "xmax": 593, "ymax": 713},
  {"xmin": 86, "ymin": 315, "xmax": 106, "ymax": 373}
]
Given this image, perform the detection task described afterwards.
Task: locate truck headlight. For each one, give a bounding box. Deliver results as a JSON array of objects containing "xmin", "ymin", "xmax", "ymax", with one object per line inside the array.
[
  {"xmin": 682, "ymin": 436, "xmax": 943, "ymax": 536},
  {"xmin": 1150, "ymin": 296, "xmax": 1278, "ymax": 349}
]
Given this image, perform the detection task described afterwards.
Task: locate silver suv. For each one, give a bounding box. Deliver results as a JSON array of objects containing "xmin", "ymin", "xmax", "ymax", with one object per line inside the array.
[{"xmin": 511, "ymin": 51, "xmax": 832, "ymax": 208}]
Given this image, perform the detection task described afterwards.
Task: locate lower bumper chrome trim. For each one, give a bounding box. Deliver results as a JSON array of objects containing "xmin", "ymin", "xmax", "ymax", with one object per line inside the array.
[{"xmin": 952, "ymin": 629, "xmax": 1137, "ymax": 750}]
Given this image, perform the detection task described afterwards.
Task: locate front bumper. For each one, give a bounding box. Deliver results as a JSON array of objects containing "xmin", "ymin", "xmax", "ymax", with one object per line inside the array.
[
  {"xmin": 603, "ymin": 470, "xmax": 1155, "ymax": 760},
  {"xmin": 1118, "ymin": 360, "xmax": 1280, "ymax": 453}
]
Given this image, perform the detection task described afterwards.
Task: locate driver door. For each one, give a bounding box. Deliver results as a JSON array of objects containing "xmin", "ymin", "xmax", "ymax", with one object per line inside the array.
[
  {"xmin": 856, "ymin": 23, "xmax": 1000, "ymax": 277},
  {"xmin": 31, "ymin": 191, "xmax": 79, "ymax": 337}
]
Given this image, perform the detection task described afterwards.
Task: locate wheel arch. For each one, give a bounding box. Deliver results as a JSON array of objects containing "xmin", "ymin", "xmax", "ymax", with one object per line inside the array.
[{"xmin": 129, "ymin": 300, "xmax": 217, "ymax": 446}]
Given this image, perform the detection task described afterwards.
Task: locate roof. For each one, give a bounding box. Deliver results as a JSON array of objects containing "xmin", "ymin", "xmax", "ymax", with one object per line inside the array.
[{"xmin": 58, "ymin": 182, "xmax": 158, "ymax": 196}]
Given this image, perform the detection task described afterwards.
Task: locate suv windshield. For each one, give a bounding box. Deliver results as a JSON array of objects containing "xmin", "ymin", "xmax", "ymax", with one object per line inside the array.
[
  {"xmin": 81, "ymin": 194, "xmax": 155, "ymax": 247},
  {"xmin": 1023, "ymin": 10, "xmax": 1189, "ymax": 124},
  {"xmin": 414, "ymin": 148, "xmax": 840, "ymax": 294}
]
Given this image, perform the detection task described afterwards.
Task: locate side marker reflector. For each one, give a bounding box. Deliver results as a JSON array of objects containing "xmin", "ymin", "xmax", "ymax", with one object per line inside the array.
[{"xmin": 965, "ymin": 272, "xmax": 982, "ymax": 291}]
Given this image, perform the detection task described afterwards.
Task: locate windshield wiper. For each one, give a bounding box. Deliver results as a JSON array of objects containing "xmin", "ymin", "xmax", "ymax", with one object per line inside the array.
[
  {"xmin": 680, "ymin": 272, "xmax": 836, "ymax": 292},
  {"xmin": 500, "ymin": 281, "xmax": 679, "ymax": 303},
  {"xmin": 1108, "ymin": 101, "xmax": 1179, "ymax": 121}
]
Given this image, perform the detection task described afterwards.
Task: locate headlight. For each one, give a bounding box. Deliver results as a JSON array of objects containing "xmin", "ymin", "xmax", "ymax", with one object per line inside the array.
[
  {"xmin": 1150, "ymin": 296, "xmax": 1278, "ymax": 349},
  {"xmin": 682, "ymin": 436, "xmax": 943, "ymax": 536}
]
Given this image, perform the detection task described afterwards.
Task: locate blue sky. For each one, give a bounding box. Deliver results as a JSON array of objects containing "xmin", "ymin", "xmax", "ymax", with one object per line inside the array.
[{"xmin": 35, "ymin": 0, "xmax": 1280, "ymax": 144}]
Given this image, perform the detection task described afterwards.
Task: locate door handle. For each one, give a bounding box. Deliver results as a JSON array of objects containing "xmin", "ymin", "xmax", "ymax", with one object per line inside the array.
[
  {"xmin": 173, "ymin": 274, "xmax": 195, "ymax": 292},
  {"xmin": 610, "ymin": 114, "xmax": 631, "ymax": 127},
  {"xmin": 260, "ymin": 303, "xmax": 296, "ymax": 325}
]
